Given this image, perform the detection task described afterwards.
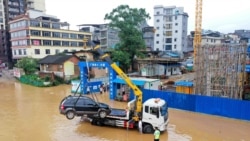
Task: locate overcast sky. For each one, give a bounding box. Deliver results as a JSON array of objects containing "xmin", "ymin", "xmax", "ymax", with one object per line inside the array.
[{"xmin": 45, "ymin": 0, "xmax": 250, "ymax": 34}]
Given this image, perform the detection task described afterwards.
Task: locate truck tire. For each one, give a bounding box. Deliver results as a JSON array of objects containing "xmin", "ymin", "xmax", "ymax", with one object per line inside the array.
[
  {"xmin": 98, "ymin": 110, "xmax": 108, "ymax": 118},
  {"xmin": 66, "ymin": 110, "xmax": 75, "ymax": 120},
  {"xmin": 143, "ymin": 124, "xmax": 154, "ymax": 134}
]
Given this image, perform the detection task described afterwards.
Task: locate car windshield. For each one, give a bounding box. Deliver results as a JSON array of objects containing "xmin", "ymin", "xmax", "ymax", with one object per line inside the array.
[{"xmin": 160, "ymin": 103, "xmax": 168, "ymax": 116}]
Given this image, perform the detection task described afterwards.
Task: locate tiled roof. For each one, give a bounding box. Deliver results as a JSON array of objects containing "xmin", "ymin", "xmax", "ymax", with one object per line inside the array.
[{"xmin": 38, "ymin": 55, "xmax": 74, "ymax": 64}]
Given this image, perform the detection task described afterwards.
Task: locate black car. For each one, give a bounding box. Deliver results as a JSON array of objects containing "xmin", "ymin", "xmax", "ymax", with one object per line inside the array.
[{"xmin": 59, "ymin": 95, "xmax": 111, "ymax": 120}]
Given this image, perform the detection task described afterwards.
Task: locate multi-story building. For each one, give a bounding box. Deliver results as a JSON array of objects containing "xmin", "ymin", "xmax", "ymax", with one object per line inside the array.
[
  {"xmin": 9, "ymin": 10, "xmax": 91, "ymax": 60},
  {"xmin": 190, "ymin": 30, "xmax": 224, "ymax": 45},
  {"xmin": 142, "ymin": 26, "xmax": 155, "ymax": 51},
  {"xmin": 26, "ymin": 0, "xmax": 46, "ymax": 12},
  {"xmin": 0, "ymin": 0, "xmax": 45, "ymax": 67},
  {"xmin": 78, "ymin": 24, "xmax": 101, "ymax": 41},
  {"xmin": 78, "ymin": 24, "xmax": 119, "ymax": 51},
  {"xmin": 0, "ymin": 0, "xmax": 6, "ymax": 63},
  {"xmin": 153, "ymin": 5, "xmax": 188, "ymax": 53},
  {"xmin": 99, "ymin": 24, "xmax": 119, "ymax": 51}
]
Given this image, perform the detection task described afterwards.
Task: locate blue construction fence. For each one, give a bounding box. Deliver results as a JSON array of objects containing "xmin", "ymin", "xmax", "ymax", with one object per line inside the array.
[{"xmin": 142, "ymin": 89, "xmax": 250, "ymax": 121}]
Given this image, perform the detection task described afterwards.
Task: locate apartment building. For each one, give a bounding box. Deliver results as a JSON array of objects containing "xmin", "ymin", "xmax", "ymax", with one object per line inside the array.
[
  {"xmin": 0, "ymin": 0, "xmax": 45, "ymax": 66},
  {"xmin": 0, "ymin": 0, "xmax": 6, "ymax": 62},
  {"xmin": 9, "ymin": 10, "xmax": 91, "ymax": 60},
  {"xmin": 78, "ymin": 24, "xmax": 119, "ymax": 51},
  {"xmin": 142, "ymin": 26, "xmax": 154, "ymax": 51},
  {"xmin": 190, "ymin": 30, "xmax": 224, "ymax": 45},
  {"xmin": 153, "ymin": 5, "xmax": 188, "ymax": 53},
  {"xmin": 99, "ymin": 24, "xmax": 119, "ymax": 50},
  {"xmin": 26, "ymin": 0, "xmax": 46, "ymax": 12}
]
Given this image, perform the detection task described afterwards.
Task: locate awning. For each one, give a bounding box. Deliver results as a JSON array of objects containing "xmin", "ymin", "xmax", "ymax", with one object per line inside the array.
[{"xmin": 112, "ymin": 78, "xmax": 145, "ymax": 86}]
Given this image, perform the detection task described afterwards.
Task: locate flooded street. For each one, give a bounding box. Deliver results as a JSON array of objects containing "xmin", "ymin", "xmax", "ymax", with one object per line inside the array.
[{"xmin": 1, "ymin": 71, "xmax": 250, "ymax": 141}]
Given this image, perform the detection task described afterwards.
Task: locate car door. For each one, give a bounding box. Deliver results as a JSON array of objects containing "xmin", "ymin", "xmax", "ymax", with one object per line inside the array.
[
  {"xmin": 83, "ymin": 97, "xmax": 99, "ymax": 114},
  {"xmin": 75, "ymin": 98, "xmax": 85, "ymax": 115}
]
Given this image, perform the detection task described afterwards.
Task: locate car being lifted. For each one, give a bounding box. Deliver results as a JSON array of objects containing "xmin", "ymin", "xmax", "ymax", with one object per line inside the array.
[{"xmin": 59, "ymin": 95, "xmax": 111, "ymax": 119}]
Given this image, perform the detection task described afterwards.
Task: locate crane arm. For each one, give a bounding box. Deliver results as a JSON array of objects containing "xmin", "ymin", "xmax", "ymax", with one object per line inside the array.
[{"xmin": 93, "ymin": 45, "xmax": 142, "ymax": 120}]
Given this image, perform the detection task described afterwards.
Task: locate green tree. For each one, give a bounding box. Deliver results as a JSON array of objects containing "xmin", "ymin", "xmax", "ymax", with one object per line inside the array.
[
  {"xmin": 15, "ymin": 57, "xmax": 38, "ymax": 74},
  {"xmin": 111, "ymin": 50, "xmax": 130, "ymax": 72},
  {"xmin": 105, "ymin": 5, "xmax": 150, "ymax": 71}
]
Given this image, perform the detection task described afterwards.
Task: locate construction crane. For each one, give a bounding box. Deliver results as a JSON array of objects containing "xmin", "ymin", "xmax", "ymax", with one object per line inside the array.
[{"xmin": 193, "ymin": 0, "xmax": 203, "ymax": 69}]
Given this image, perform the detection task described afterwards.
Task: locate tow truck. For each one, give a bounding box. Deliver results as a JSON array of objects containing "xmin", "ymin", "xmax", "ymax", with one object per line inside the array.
[{"xmin": 85, "ymin": 44, "xmax": 169, "ymax": 133}]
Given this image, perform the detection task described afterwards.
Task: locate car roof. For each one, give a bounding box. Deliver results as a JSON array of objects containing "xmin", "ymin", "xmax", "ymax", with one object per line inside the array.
[{"xmin": 66, "ymin": 95, "xmax": 92, "ymax": 100}]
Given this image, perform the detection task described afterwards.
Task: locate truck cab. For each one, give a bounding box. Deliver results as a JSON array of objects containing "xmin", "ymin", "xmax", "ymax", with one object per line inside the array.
[{"xmin": 142, "ymin": 98, "xmax": 168, "ymax": 133}]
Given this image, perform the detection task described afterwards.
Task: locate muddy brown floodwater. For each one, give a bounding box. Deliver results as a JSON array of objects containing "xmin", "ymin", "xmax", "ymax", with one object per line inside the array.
[{"xmin": 0, "ymin": 71, "xmax": 250, "ymax": 141}]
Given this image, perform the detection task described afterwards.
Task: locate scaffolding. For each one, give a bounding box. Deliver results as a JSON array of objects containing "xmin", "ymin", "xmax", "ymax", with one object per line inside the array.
[{"xmin": 194, "ymin": 43, "xmax": 247, "ymax": 99}]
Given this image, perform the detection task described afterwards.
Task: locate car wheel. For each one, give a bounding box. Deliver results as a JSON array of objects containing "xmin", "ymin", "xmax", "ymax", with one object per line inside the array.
[
  {"xmin": 66, "ymin": 110, "xmax": 75, "ymax": 120},
  {"xmin": 98, "ymin": 110, "xmax": 107, "ymax": 118},
  {"xmin": 143, "ymin": 124, "xmax": 154, "ymax": 134}
]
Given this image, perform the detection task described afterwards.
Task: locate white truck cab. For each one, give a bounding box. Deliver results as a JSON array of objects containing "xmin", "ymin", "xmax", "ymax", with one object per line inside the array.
[{"xmin": 142, "ymin": 98, "xmax": 169, "ymax": 132}]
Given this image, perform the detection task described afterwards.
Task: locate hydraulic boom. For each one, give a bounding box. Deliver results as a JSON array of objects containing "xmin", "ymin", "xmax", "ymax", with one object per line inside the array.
[{"xmin": 93, "ymin": 45, "xmax": 142, "ymax": 121}]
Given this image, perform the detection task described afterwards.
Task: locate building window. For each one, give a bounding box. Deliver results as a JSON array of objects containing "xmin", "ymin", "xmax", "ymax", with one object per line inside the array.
[
  {"xmin": 166, "ymin": 24, "xmax": 172, "ymax": 29},
  {"xmin": 62, "ymin": 41, "xmax": 69, "ymax": 46},
  {"xmin": 55, "ymin": 49, "xmax": 60, "ymax": 54},
  {"xmin": 70, "ymin": 41, "xmax": 77, "ymax": 46},
  {"xmin": 34, "ymin": 49, "xmax": 40, "ymax": 54},
  {"xmin": 42, "ymin": 22, "xmax": 50, "ymax": 28},
  {"xmin": 52, "ymin": 32, "xmax": 60, "ymax": 38},
  {"xmin": 175, "ymin": 23, "xmax": 178, "ymax": 26},
  {"xmin": 175, "ymin": 30, "xmax": 178, "ymax": 33},
  {"xmin": 30, "ymin": 20, "xmax": 40, "ymax": 27},
  {"xmin": 32, "ymin": 40, "xmax": 40, "ymax": 45},
  {"xmin": 79, "ymin": 42, "xmax": 83, "ymax": 47},
  {"xmin": 156, "ymin": 11, "xmax": 160, "ymax": 15},
  {"xmin": 156, "ymin": 27, "xmax": 159, "ymax": 30},
  {"xmin": 174, "ymin": 38, "xmax": 177, "ymax": 42},
  {"xmin": 165, "ymin": 45, "xmax": 172, "ymax": 50},
  {"xmin": 42, "ymin": 31, "xmax": 51, "ymax": 37},
  {"xmin": 53, "ymin": 40, "xmax": 61, "ymax": 46},
  {"xmin": 166, "ymin": 31, "xmax": 172, "ymax": 36},
  {"xmin": 156, "ymin": 34, "xmax": 159, "ymax": 37},
  {"xmin": 62, "ymin": 33, "xmax": 69, "ymax": 38},
  {"xmin": 43, "ymin": 40, "xmax": 51, "ymax": 46},
  {"xmin": 45, "ymin": 49, "xmax": 50, "ymax": 54},
  {"xmin": 70, "ymin": 33, "xmax": 77, "ymax": 39},
  {"xmin": 23, "ymin": 49, "xmax": 26, "ymax": 55},
  {"xmin": 30, "ymin": 30, "xmax": 40, "ymax": 36},
  {"xmin": 18, "ymin": 49, "xmax": 22, "ymax": 55},
  {"xmin": 166, "ymin": 16, "xmax": 172, "ymax": 22},
  {"xmin": 78, "ymin": 34, "xmax": 84, "ymax": 39},
  {"xmin": 165, "ymin": 9, "xmax": 172, "ymax": 15},
  {"xmin": 174, "ymin": 45, "xmax": 177, "ymax": 49},
  {"xmin": 156, "ymin": 19, "xmax": 160, "ymax": 22},
  {"xmin": 165, "ymin": 38, "xmax": 172, "ymax": 43},
  {"xmin": 175, "ymin": 16, "xmax": 177, "ymax": 20},
  {"xmin": 156, "ymin": 41, "xmax": 159, "ymax": 44},
  {"xmin": 13, "ymin": 50, "xmax": 17, "ymax": 55},
  {"xmin": 52, "ymin": 23, "xmax": 60, "ymax": 29}
]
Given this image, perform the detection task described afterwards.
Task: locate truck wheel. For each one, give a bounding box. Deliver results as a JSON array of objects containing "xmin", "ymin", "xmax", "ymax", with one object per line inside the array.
[
  {"xmin": 98, "ymin": 110, "xmax": 107, "ymax": 118},
  {"xmin": 143, "ymin": 124, "xmax": 154, "ymax": 134},
  {"xmin": 66, "ymin": 110, "xmax": 75, "ymax": 120}
]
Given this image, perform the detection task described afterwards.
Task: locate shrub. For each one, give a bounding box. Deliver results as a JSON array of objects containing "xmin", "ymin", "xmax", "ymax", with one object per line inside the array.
[{"xmin": 44, "ymin": 76, "xmax": 50, "ymax": 82}]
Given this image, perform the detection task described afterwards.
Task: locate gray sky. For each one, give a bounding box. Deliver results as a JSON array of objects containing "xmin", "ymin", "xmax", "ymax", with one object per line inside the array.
[{"xmin": 45, "ymin": 0, "xmax": 250, "ymax": 34}]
